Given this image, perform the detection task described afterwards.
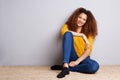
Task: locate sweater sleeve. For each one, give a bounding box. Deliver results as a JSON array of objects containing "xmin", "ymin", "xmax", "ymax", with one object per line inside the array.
[
  {"xmin": 88, "ymin": 35, "xmax": 94, "ymax": 51},
  {"xmin": 60, "ymin": 24, "xmax": 69, "ymax": 36}
]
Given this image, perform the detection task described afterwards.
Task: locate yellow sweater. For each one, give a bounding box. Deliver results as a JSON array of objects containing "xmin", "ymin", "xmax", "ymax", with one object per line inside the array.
[{"xmin": 61, "ymin": 24, "xmax": 94, "ymax": 57}]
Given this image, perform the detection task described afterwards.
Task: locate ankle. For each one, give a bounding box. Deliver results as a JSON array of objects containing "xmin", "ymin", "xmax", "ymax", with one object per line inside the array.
[{"xmin": 63, "ymin": 63, "xmax": 69, "ymax": 68}]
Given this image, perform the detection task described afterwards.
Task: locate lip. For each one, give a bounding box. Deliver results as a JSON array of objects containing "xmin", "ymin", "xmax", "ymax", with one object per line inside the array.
[
  {"xmin": 77, "ymin": 23, "xmax": 82, "ymax": 26},
  {"xmin": 77, "ymin": 22, "xmax": 83, "ymax": 26}
]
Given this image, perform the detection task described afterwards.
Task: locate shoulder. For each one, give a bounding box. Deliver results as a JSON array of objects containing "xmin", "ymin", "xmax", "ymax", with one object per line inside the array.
[
  {"xmin": 62, "ymin": 24, "xmax": 68, "ymax": 28},
  {"xmin": 61, "ymin": 24, "xmax": 69, "ymax": 30},
  {"xmin": 61, "ymin": 24, "xmax": 69, "ymax": 36},
  {"xmin": 88, "ymin": 34, "xmax": 94, "ymax": 42}
]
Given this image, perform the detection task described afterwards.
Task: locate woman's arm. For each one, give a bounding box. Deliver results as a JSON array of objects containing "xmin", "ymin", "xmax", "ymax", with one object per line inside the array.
[
  {"xmin": 61, "ymin": 24, "xmax": 89, "ymax": 45},
  {"xmin": 69, "ymin": 31, "xmax": 90, "ymax": 46},
  {"xmin": 69, "ymin": 48, "xmax": 91, "ymax": 67}
]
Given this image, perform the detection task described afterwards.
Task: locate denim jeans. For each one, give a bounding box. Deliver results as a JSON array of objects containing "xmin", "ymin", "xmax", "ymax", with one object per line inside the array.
[{"xmin": 62, "ymin": 32, "xmax": 99, "ymax": 73}]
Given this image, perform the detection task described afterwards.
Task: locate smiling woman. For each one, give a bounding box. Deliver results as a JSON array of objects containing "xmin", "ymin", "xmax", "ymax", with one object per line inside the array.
[
  {"xmin": 77, "ymin": 13, "xmax": 87, "ymax": 27},
  {"xmin": 50, "ymin": 7, "xmax": 99, "ymax": 78}
]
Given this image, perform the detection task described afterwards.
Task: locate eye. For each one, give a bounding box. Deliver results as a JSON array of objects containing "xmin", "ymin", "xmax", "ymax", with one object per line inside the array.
[
  {"xmin": 83, "ymin": 18, "xmax": 86, "ymax": 21},
  {"xmin": 78, "ymin": 16, "xmax": 81, "ymax": 18}
]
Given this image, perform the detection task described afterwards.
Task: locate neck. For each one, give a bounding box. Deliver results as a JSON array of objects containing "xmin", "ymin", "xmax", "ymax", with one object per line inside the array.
[{"xmin": 76, "ymin": 27, "xmax": 82, "ymax": 33}]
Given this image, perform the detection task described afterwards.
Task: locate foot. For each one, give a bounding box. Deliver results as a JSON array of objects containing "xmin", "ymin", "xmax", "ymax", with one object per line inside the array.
[
  {"xmin": 57, "ymin": 67, "xmax": 69, "ymax": 78},
  {"xmin": 50, "ymin": 65, "xmax": 63, "ymax": 70}
]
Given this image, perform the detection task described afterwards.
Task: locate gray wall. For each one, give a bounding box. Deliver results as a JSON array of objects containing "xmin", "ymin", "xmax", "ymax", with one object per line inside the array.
[{"xmin": 0, "ymin": 0, "xmax": 120, "ymax": 66}]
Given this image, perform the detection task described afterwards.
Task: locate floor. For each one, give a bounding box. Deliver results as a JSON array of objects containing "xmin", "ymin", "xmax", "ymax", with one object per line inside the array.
[{"xmin": 0, "ymin": 65, "xmax": 120, "ymax": 80}]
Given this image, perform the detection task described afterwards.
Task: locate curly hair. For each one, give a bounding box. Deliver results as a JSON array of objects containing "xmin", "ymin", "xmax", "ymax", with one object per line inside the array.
[{"xmin": 66, "ymin": 7, "xmax": 98, "ymax": 39}]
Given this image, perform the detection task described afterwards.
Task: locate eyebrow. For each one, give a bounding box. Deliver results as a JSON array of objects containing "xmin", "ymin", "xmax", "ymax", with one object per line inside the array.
[{"xmin": 78, "ymin": 16, "xmax": 87, "ymax": 21}]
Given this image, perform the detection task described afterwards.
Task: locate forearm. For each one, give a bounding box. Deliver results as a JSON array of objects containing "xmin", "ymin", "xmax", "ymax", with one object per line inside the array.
[
  {"xmin": 69, "ymin": 49, "xmax": 91, "ymax": 67},
  {"xmin": 69, "ymin": 31, "xmax": 89, "ymax": 44},
  {"xmin": 68, "ymin": 31, "xmax": 83, "ymax": 36},
  {"xmin": 76, "ymin": 49, "xmax": 91, "ymax": 64}
]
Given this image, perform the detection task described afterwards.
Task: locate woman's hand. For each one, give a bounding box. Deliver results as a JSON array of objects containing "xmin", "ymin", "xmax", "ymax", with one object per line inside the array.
[{"xmin": 69, "ymin": 61, "xmax": 79, "ymax": 67}]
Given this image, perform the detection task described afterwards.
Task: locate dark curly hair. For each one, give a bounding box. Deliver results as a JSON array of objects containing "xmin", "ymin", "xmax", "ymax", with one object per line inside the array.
[{"xmin": 66, "ymin": 7, "xmax": 98, "ymax": 39}]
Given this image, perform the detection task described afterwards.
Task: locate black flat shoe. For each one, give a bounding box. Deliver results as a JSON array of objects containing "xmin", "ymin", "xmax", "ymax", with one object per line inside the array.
[
  {"xmin": 50, "ymin": 65, "xmax": 63, "ymax": 70},
  {"xmin": 57, "ymin": 67, "xmax": 69, "ymax": 78}
]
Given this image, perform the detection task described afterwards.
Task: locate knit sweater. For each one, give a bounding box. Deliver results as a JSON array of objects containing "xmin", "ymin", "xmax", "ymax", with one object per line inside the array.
[{"xmin": 61, "ymin": 24, "xmax": 94, "ymax": 57}]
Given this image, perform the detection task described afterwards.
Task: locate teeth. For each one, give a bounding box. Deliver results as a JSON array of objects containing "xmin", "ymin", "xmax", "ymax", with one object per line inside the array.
[{"xmin": 78, "ymin": 24, "xmax": 81, "ymax": 26}]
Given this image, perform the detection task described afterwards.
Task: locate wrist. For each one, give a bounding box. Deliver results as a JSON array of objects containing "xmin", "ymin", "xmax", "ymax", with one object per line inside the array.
[{"xmin": 76, "ymin": 60, "xmax": 80, "ymax": 65}]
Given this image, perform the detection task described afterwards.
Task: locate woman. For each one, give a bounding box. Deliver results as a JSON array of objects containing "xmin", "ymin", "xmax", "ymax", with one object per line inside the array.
[{"xmin": 51, "ymin": 7, "xmax": 99, "ymax": 78}]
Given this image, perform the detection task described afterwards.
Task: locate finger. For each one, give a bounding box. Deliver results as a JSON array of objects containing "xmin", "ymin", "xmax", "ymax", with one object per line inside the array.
[{"xmin": 69, "ymin": 63, "xmax": 73, "ymax": 66}]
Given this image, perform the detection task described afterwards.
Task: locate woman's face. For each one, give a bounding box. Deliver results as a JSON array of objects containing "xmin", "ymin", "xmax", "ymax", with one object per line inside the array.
[{"xmin": 77, "ymin": 13, "xmax": 87, "ymax": 27}]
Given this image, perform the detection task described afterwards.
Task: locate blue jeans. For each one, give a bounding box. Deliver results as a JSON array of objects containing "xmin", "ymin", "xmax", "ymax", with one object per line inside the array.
[{"xmin": 62, "ymin": 32, "xmax": 99, "ymax": 73}]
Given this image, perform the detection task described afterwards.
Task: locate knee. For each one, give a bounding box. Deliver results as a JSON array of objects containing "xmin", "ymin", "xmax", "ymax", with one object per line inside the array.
[
  {"xmin": 63, "ymin": 32, "xmax": 73, "ymax": 39},
  {"xmin": 89, "ymin": 61, "xmax": 99, "ymax": 73}
]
